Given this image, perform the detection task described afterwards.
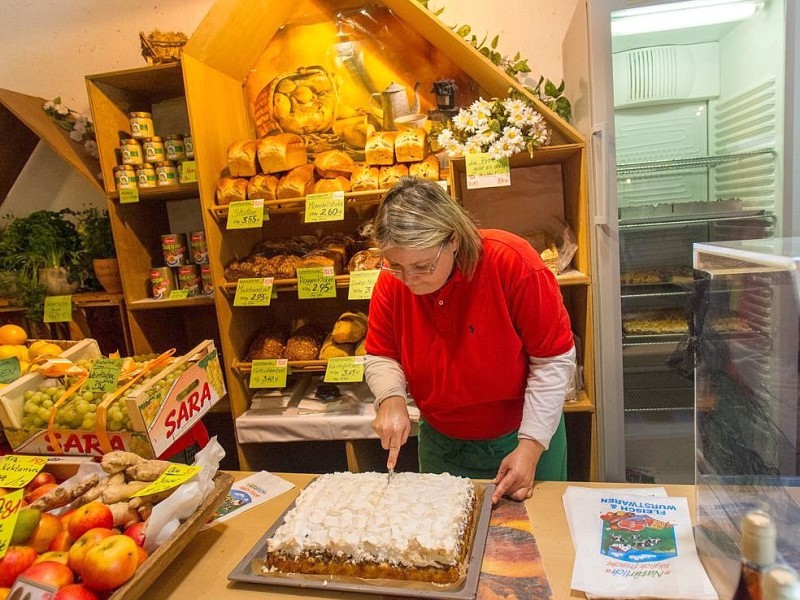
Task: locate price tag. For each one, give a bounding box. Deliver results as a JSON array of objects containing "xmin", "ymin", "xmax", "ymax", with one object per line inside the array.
[
  {"xmin": 168, "ymin": 289, "xmax": 190, "ymax": 300},
  {"xmin": 119, "ymin": 187, "xmax": 140, "ymax": 204},
  {"xmin": 179, "ymin": 160, "xmax": 197, "ymax": 183},
  {"xmin": 0, "ymin": 357, "xmax": 20, "ymax": 384},
  {"xmin": 249, "ymin": 359, "xmax": 288, "ymax": 388},
  {"xmin": 297, "ymin": 267, "xmax": 337, "ymax": 299},
  {"xmin": 226, "ymin": 199, "xmax": 266, "ymax": 230},
  {"xmin": 9, "ymin": 576, "xmax": 59, "ymax": 599},
  {"xmin": 43, "ymin": 295, "xmax": 73, "ymax": 323},
  {"xmin": 132, "ymin": 464, "xmax": 201, "ymax": 498},
  {"xmin": 465, "ymin": 153, "xmax": 511, "ymax": 189},
  {"xmin": 348, "ymin": 269, "xmax": 380, "ymax": 300},
  {"xmin": 324, "ymin": 356, "xmax": 365, "ymax": 383},
  {"xmin": 304, "ymin": 191, "xmax": 345, "ymax": 223},
  {"xmin": 83, "ymin": 358, "xmax": 124, "ymax": 394},
  {"xmin": 234, "ymin": 277, "xmax": 274, "ymax": 307},
  {"xmin": 0, "ymin": 488, "xmax": 24, "ymax": 558},
  {"xmin": 0, "ymin": 456, "xmax": 48, "ymax": 488}
]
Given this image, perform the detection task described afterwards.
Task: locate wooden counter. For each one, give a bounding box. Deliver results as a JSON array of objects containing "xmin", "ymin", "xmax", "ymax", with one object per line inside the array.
[{"xmin": 146, "ymin": 474, "xmax": 695, "ymax": 599}]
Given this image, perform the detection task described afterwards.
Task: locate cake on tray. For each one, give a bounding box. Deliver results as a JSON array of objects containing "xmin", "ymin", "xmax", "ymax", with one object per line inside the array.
[{"xmin": 263, "ymin": 471, "xmax": 477, "ymax": 583}]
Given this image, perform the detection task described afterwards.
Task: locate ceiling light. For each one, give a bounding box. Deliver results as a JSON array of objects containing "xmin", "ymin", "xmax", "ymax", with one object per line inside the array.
[{"xmin": 611, "ymin": 0, "xmax": 764, "ymax": 36}]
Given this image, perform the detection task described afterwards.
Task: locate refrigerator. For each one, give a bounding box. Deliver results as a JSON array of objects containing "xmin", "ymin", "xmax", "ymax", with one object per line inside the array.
[{"xmin": 563, "ymin": 0, "xmax": 799, "ymax": 483}]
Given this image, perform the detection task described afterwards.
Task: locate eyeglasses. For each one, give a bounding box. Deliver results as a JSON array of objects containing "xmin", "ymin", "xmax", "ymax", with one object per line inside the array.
[{"xmin": 379, "ymin": 240, "xmax": 448, "ymax": 278}]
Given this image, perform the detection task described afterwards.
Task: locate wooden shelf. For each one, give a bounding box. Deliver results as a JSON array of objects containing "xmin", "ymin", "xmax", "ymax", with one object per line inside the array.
[
  {"xmin": 564, "ymin": 391, "xmax": 594, "ymax": 413},
  {"xmin": 127, "ymin": 296, "xmax": 215, "ymax": 311},
  {"xmin": 209, "ymin": 190, "xmax": 385, "ymax": 222},
  {"xmin": 108, "ymin": 182, "xmax": 199, "ymax": 202},
  {"xmin": 233, "ymin": 359, "xmax": 328, "ymax": 374}
]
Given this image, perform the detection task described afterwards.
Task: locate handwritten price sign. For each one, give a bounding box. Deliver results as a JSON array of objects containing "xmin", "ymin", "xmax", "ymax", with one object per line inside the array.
[
  {"xmin": 465, "ymin": 153, "xmax": 511, "ymax": 189},
  {"xmin": 0, "ymin": 455, "xmax": 48, "ymax": 488},
  {"xmin": 0, "ymin": 489, "xmax": 24, "ymax": 558},
  {"xmin": 133, "ymin": 464, "xmax": 201, "ymax": 497},
  {"xmin": 83, "ymin": 358, "xmax": 124, "ymax": 394},
  {"xmin": 304, "ymin": 191, "xmax": 345, "ymax": 223},
  {"xmin": 324, "ymin": 356, "xmax": 365, "ymax": 383},
  {"xmin": 297, "ymin": 267, "xmax": 337, "ymax": 299},
  {"xmin": 234, "ymin": 277, "xmax": 274, "ymax": 307},
  {"xmin": 43, "ymin": 295, "xmax": 73, "ymax": 323},
  {"xmin": 348, "ymin": 269, "xmax": 380, "ymax": 300},
  {"xmin": 250, "ymin": 359, "xmax": 288, "ymax": 388},
  {"xmin": 0, "ymin": 357, "xmax": 20, "ymax": 384},
  {"xmin": 226, "ymin": 199, "xmax": 266, "ymax": 230},
  {"xmin": 168, "ymin": 289, "xmax": 190, "ymax": 300}
]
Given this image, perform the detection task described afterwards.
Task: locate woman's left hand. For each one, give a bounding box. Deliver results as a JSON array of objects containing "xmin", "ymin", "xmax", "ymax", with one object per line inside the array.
[{"xmin": 491, "ymin": 438, "xmax": 545, "ymax": 504}]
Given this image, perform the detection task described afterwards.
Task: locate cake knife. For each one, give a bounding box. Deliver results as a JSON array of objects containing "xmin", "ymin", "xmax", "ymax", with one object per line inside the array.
[{"xmin": 387, "ymin": 467, "xmax": 394, "ymax": 484}]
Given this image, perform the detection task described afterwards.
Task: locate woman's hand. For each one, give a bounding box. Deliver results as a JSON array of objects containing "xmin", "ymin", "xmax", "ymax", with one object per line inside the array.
[
  {"xmin": 372, "ymin": 396, "xmax": 411, "ymax": 470},
  {"xmin": 491, "ymin": 438, "xmax": 545, "ymax": 504}
]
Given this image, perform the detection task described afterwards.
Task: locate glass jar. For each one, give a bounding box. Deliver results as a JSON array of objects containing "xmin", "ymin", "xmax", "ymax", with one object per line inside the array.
[
  {"xmin": 183, "ymin": 133, "xmax": 194, "ymax": 159},
  {"xmin": 155, "ymin": 161, "xmax": 178, "ymax": 186},
  {"xmin": 135, "ymin": 163, "xmax": 157, "ymax": 188},
  {"xmin": 119, "ymin": 138, "xmax": 143, "ymax": 165},
  {"xmin": 113, "ymin": 165, "xmax": 137, "ymax": 190},
  {"xmin": 164, "ymin": 134, "xmax": 186, "ymax": 161},
  {"xmin": 142, "ymin": 136, "xmax": 165, "ymax": 163},
  {"xmin": 129, "ymin": 111, "xmax": 154, "ymax": 139}
]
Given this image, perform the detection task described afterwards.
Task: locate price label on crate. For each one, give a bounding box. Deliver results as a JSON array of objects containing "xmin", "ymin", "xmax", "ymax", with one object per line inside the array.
[
  {"xmin": 0, "ymin": 488, "xmax": 24, "ymax": 558},
  {"xmin": 324, "ymin": 356, "xmax": 365, "ymax": 383},
  {"xmin": 250, "ymin": 359, "xmax": 288, "ymax": 388},
  {"xmin": 119, "ymin": 187, "xmax": 140, "ymax": 204},
  {"xmin": 465, "ymin": 153, "xmax": 511, "ymax": 189},
  {"xmin": 168, "ymin": 289, "xmax": 190, "ymax": 300},
  {"xmin": 43, "ymin": 295, "xmax": 72, "ymax": 323},
  {"xmin": 297, "ymin": 267, "xmax": 337, "ymax": 299},
  {"xmin": 133, "ymin": 464, "xmax": 201, "ymax": 497},
  {"xmin": 0, "ymin": 357, "xmax": 20, "ymax": 384},
  {"xmin": 0, "ymin": 456, "xmax": 48, "ymax": 488},
  {"xmin": 304, "ymin": 191, "xmax": 345, "ymax": 223},
  {"xmin": 348, "ymin": 269, "xmax": 380, "ymax": 300},
  {"xmin": 179, "ymin": 160, "xmax": 197, "ymax": 183},
  {"xmin": 83, "ymin": 358, "xmax": 124, "ymax": 394},
  {"xmin": 226, "ymin": 199, "xmax": 266, "ymax": 230},
  {"xmin": 234, "ymin": 277, "xmax": 274, "ymax": 307}
]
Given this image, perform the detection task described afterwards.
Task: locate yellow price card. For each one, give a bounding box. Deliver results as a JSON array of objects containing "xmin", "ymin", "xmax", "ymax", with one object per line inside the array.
[
  {"xmin": 119, "ymin": 187, "xmax": 140, "ymax": 204},
  {"xmin": 0, "ymin": 357, "xmax": 20, "ymax": 384},
  {"xmin": 304, "ymin": 191, "xmax": 345, "ymax": 223},
  {"xmin": 297, "ymin": 267, "xmax": 337, "ymax": 299},
  {"xmin": 465, "ymin": 152, "xmax": 511, "ymax": 189},
  {"xmin": 348, "ymin": 269, "xmax": 380, "ymax": 300},
  {"xmin": 132, "ymin": 464, "xmax": 201, "ymax": 497},
  {"xmin": 179, "ymin": 160, "xmax": 197, "ymax": 183},
  {"xmin": 234, "ymin": 277, "xmax": 274, "ymax": 307},
  {"xmin": 168, "ymin": 289, "xmax": 190, "ymax": 300},
  {"xmin": 324, "ymin": 356, "xmax": 365, "ymax": 383},
  {"xmin": 83, "ymin": 358, "xmax": 124, "ymax": 394},
  {"xmin": 43, "ymin": 295, "xmax": 73, "ymax": 323},
  {"xmin": 0, "ymin": 455, "xmax": 48, "ymax": 488},
  {"xmin": 250, "ymin": 359, "xmax": 288, "ymax": 388},
  {"xmin": 0, "ymin": 489, "xmax": 24, "ymax": 558},
  {"xmin": 226, "ymin": 199, "xmax": 266, "ymax": 230}
]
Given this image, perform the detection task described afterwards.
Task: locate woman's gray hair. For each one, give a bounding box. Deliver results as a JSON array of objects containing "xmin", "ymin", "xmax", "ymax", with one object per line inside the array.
[{"xmin": 373, "ymin": 177, "xmax": 483, "ymax": 278}]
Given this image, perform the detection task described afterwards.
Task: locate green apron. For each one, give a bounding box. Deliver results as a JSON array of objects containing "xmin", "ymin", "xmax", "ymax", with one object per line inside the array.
[{"xmin": 417, "ymin": 414, "xmax": 567, "ymax": 481}]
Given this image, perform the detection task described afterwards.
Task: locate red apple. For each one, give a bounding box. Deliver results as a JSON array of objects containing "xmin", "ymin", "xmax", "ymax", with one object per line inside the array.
[
  {"xmin": 0, "ymin": 545, "xmax": 37, "ymax": 587},
  {"xmin": 35, "ymin": 551, "xmax": 69, "ymax": 565},
  {"xmin": 49, "ymin": 529, "xmax": 75, "ymax": 552},
  {"xmin": 135, "ymin": 545, "xmax": 148, "ymax": 567},
  {"xmin": 23, "ymin": 482, "xmax": 59, "ymax": 505},
  {"xmin": 54, "ymin": 583, "xmax": 100, "ymax": 600},
  {"xmin": 60, "ymin": 509, "xmax": 76, "ymax": 529},
  {"xmin": 79, "ymin": 535, "xmax": 138, "ymax": 592},
  {"xmin": 67, "ymin": 502, "xmax": 113, "ymax": 541},
  {"xmin": 25, "ymin": 512, "xmax": 63, "ymax": 553},
  {"xmin": 67, "ymin": 528, "xmax": 114, "ymax": 575},
  {"xmin": 122, "ymin": 522, "xmax": 146, "ymax": 547},
  {"xmin": 17, "ymin": 560, "xmax": 74, "ymax": 589},
  {"xmin": 24, "ymin": 471, "xmax": 57, "ymax": 496}
]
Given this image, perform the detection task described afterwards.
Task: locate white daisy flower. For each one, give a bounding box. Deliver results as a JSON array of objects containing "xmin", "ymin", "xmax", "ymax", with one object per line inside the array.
[
  {"xmin": 70, "ymin": 130, "xmax": 83, "ymax": 142},
  {"xmin": 55, "ymin": 104, "xmax": 70, "ymax": 116}
]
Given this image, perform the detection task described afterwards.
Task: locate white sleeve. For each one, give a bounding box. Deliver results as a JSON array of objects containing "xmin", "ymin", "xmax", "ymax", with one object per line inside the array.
[
  {"xmin": 364, "ymin": 353, "xmax": 408, "ymax": 410},
  {"xmin": 519, "ymin": 346, "xmax": 576, "ymax": 449}
]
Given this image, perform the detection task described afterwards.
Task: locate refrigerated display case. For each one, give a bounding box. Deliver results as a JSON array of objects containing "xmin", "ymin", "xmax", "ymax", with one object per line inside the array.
[
  {"xmin": 692, "ymin": 238, "xmax": 800, "ymax": 598},
  {"xmin": 563, "ymin": 0, "xmax": 798, "ymax": 482}
]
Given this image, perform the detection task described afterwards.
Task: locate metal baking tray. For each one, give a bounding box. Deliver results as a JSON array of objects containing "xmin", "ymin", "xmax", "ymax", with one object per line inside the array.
[{"xmin": 228, "ymin": 481, "xmax": 495, "ymax": 599}]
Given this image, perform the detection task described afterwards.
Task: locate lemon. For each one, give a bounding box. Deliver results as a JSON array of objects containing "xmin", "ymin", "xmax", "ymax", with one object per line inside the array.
[
  {"xmin": 0, "ymin": 345, "xmax": 27, "ymax": 361},
  {"xmin": 0, "ymin": 324, "xmax": 27, "ymax": 346},
  {"xmin": 28, "ymin": 342, "xmax": 62, "ymax": 361}
]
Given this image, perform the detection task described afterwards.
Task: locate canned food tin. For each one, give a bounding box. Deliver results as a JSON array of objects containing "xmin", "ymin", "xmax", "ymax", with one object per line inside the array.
[
  {"xmin": 120, "ymin": 138, "xmax": 143, "ymax": 165},
  {"xmin": 155, "ymin": 161, "xmax": 178, "ymax": 186},
  {"xmin": 135, "ymin": 163, "xmax": 157, "ymax": 188},
  {"xmin": 150, "ymin": 266, "xmax": 175, "ymax": 300},
  {"xmin": 161, "ymin": 233, "xmax": 188, "ymax": 267},
  {"xmin": 177, "ymin": 264, "xmax": 201, "ymax": 296},
  {"xmin": 129, "ymin": 111, "xmax": 154, "ymax": 139},
  {"xmin": 189, "ymin": 230, "xmax": 209, "ymax": 265},
  {"xmin": 164, "ymin": 135, "xmax": 186, "ymax": 161},
  {"xmin": 113, "ymin": 165, "xmax": 137, "ymax": 190},
  {"xmin": 183, "ymin": 134, "xmax": 194, "ymax": 159},
  {"xmin": 142, "ymin": 136, "xmax": 165, "ymax": 163},
  {"xmin": 200, "ymin": 264, "xmax": 214, "ymax": 297}
]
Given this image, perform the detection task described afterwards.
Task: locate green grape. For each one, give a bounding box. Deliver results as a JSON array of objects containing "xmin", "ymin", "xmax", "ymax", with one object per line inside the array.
[
  {"xmin": 24, "ymin": 401, "xmax": 37, "ymax": 414},
  {"xmin": 42, "ymin": 399, "xmax": 53, "ymax": 409},
  {"xmin": 23, "ymin": 390, "xmax": 34, "ymax": 401}
]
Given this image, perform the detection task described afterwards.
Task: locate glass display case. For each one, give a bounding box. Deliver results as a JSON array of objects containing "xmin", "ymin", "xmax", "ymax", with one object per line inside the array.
[{"xmin": 693, "ymin": 238, "xmax": 800, "ymax": 597}]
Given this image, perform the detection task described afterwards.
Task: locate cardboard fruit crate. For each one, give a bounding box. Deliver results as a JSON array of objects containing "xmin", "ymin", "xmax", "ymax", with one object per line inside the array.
[{"xmin": 0, "ymin": 340, "xmax": 225, "ymax": 458}]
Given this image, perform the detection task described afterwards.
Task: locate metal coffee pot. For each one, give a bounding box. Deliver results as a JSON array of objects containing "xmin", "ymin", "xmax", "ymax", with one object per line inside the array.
[{"xmin": 369, "ymin": 81, "xmax": 421, "ymax": 130}]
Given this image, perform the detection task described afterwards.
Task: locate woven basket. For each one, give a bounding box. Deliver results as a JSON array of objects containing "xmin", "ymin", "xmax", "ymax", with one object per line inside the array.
[
  {"xmin": 140, "ymin": 30, "xmax": 188, "ymax": 65},
  {"xmin": 523, "ymin": 231, "xmax": 559, "ymax": 275}
]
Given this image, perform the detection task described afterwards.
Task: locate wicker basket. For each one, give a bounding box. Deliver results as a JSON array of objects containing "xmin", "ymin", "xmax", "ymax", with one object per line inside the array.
[
  {"xmin": 140, "ymin": 30, "xmax": 188, "ymax": 65},
  {"xmin": 523, "ymin": 231, "xmax": 559, "ymax": 275}
]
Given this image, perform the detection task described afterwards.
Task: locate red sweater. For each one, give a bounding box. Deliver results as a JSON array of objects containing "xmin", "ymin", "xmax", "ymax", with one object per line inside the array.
[{"xmin": 365, "ymin": 229, "xmax": 573, "ymax": 439}]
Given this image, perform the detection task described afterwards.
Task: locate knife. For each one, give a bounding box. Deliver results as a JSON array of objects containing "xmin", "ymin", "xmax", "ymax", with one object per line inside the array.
[{"xmin": 387, "ymin": 467, "xmax": 394, "ymax": 484}]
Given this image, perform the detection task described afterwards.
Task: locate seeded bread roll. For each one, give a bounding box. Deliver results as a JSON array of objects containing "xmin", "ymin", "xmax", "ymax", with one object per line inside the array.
[
  {"xmin": 409, "ymin": 154, "xmax": 440, "ymax": 181},
  {"xmin": 365, "ymin": 131, "xmax": 396, "ymax": 165},
  {"xmin": 394, "ymin": 128, "xmax": 428, "ymax": 163},
  {"xmin": 331, "ymin": 310, "xmax": 368, "ymax": 344},
  {"xmin": 277, "ymin": 163, "xmax": 316, "ymax": 199},
  {"xmin": 314, "ymin": 150, "xmax": 356, "ymax": 179},
  {"xmin": 247, "ymin": 327, "xmax": 289, "ymax": 360},
  {"xmin": 247, "ymin": 174, "xmax": 279, "ymax": 200},
  {"xmin": 227, "ymin": 139, "xmax": 259, "ymax": 177},
  {"xmin": 275, "ymin": 255, "xmax": 300, "ymax": 279},
  {"xmin": 379, "ymin": 164, "xmax": 409, "ymax": 190},
  {"xmin": 216, "ymin": 176, "xmax": 249, "ymax": 205},
  {"xmin": 257, "ymin": 133, "xmax": 308, "ymax": 174},
  {"xmin": 350, "ymin": 165, "xmax": 379, "ymax": 191},
  {"xmin": 285, "ymin": 324, "xmax": 326, "ymax": 361},
  {"xmin": 313, "ymin": 176, "xmax": 351, "ymax": 194},
  {"xmin": 319, "ymin": 334, "xmax": 355, "ymax": 359}
]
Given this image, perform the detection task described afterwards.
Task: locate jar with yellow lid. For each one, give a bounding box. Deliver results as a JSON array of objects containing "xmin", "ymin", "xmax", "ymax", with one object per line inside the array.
[
  {"xmin": 120, "ymin": 138, "xmax": 143, "ymax": 165},
  {"xmin": 113, "ymin": 165, "xmax": 137, "ymax": 190},
  {"xmin": 183, "ymin": 133, "xmax": 195, "ymax": 159},
  {"xmin": 129, "ymin": 111, "xmax": 154, "ymax": 139},
  {"xmin": 142, "ymin": 136, "xmax": 165, "ymax": 163},
  {"xmin": 164, "ymin": 134, "xmax": 186, "ymax": 161},
  {"xmin": 135, "ymin": 163, "xmax": 157, "ymax": 188},
  {"xmin": 155, "ymin": 161, "xmax": 178, "ymax": 186}
]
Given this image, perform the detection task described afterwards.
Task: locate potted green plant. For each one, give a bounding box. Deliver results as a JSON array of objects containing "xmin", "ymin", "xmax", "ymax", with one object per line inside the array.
[{"xmin": 77, "ymin": 207, "xmax": 121, "ymax": 294}]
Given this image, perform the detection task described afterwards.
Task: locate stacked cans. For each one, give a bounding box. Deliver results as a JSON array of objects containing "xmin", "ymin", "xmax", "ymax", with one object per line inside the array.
[{"xmin": 150, "ymin": 230, "xmax": 212, "ymax": 299}]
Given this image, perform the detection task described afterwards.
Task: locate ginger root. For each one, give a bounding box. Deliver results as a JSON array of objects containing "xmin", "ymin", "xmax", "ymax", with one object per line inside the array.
[
  {"xmin": 101, "ymin": 451, "xmax": 145, "ymax": 475},
  {"xmin": 101, "ymin": 480, "xmax": 150, "ymax": 505},
  {"xmin": 108, "ymin": 501, "xmax": 141, "ymax": 529},
  {"xmin": 125, "ymin": 460, "xmax": 172, "ymax": 482}
]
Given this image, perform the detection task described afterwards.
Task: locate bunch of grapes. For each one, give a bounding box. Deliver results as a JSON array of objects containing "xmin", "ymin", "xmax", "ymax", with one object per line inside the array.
[{"xmin": 21, "ymin": 384, "xmax": 67, "ymax": 430}]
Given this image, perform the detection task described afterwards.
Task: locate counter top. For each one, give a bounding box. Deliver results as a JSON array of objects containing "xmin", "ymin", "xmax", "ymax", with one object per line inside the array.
[{"xmin": 146, "ymin": 474, "xmax": 695, "ymax": 599}]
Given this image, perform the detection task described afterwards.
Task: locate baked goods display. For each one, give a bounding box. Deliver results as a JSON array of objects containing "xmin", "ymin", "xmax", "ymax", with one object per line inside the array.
[
  {"xmin": 247, "ymin": 174, "xmax": 279, "ymax": 201},
  {"xmin": 314, "ymin": 150, "xmax": 356, "ymax": 179},
  {"xmin": 350, "ymin": 164, "xmax": 380, "ymax": 191},
  {"xmin": 216, "ymin": 176, "xmax": 249, "ymax": 205},
  {"xmin": 622, "ymin": 310, "xmax": 688, "ymax": 335},
  {"xmin": 257, "ymin": 133, "xmax": 308, "ymax": 174},
  {"xmin": 331, "ymin": 311, "xmax": 368, "ymax": 344},
  {"xmin": 227, "ymin": 139, "xmax": 259, "ymax": 177},
  {"xmin": 379, "ymin": 164, "xmax": 409, "ymax": 189},
  {"xmin": 277, "ymin": 163, "xmax": 316, "ymax": 199},
  {"xmin": 364, "ymin": 131, "xmax": 397, "ymax": 165},
  {"xmin": 395, "ymin": 127, "xmax": 428, "ymax": 162},
  {"xmin": 285, "ymin": 324, "xmax": 326, "ymax": 361},
  {"xmin": 347, "ymin": 248, "xmax": 382, "ymax": 272},
  {"xmin": 620, "ymin": 267, "xmax": 694, "ymax": 286},
  {"xmin": 263, "ymin": 472, "xmax": 476, "ymax": 583},
  {"xmin": 409, "ymin": 154, "xmax": 440, "ymax": 181},
  {"xmin": 247, "ymin": 327, "xmax": 289, "ymax": 360},
  {"xmin": 312, "ymin": 176, "xmax": 351, "ymax": 194}
]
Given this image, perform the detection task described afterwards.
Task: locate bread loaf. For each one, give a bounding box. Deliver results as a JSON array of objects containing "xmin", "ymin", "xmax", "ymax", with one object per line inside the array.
[
  {"xmin": 313, "ymin": 176, "xmax": 351, "ymax": 194},
  {"xmin": 227, "ymin": 140, "xmax": 259, "ymax": 177},
  {"xmin": 394, "ymin": 128, "xmax": 428, "ymax": 163},
  {"xmin": 277, "ymin": 163, "xmax": 316, "ymax": 199},
  {"xmin": 216, "ymin": 176, "xmax": 249, "ymax": 205},
  {"xmin": 314, "ymin": 150, "xmax": 356, "ymax": 179},
  {"xmin": 350, "ymin": 165, "xmax": 379, "ymax": 191},
  {"xmin": 247, "ymin": 327, "xmax": 289, "ymax": 360},
  {"xmin": 275, "ymin": 255, "xmax": 300, "ymax": 279},
  {"xmin": 379, "ymin": 164, "xmax": 409, "ymax": 190},
  {"xmin": 409, "ymin": 154, "xmax": 440, "ymax": 181},
  {"xmin": 331, "ymin": 311, "xmax": 368, "ymax": 344},
  {"xmin": 319, "ymin": 334, "xmax": 355, "ymax": 359},
  {"xmin": 247, "ymin": 174, "xmax": 279, "ymax": 200},
  {"xmin": 347, "ymin": 248, "xmax": 382, "ymax": 272},
  {"xmin": 296, "ymin": 249, "xmax": 342, "ymax": 274},
  {"xmin": 257, "ymin": 133, "xmax": 308, "ymax": 174},
  {"xmin": 354, "ymin": 338, "xmax": 367, "ymax": 356},
  {"xmin": 285, "ymin": 324, "xmax": 325, "ymax": 361},
  {"xmin": 365, "ymin": 131, "xmax": 396, "ymax": 165}
]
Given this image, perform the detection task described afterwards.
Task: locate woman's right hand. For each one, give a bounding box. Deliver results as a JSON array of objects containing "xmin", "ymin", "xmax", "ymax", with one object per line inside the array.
[{"xmin": 372, "ymin": 395, "xmax": 411, "ymax": 470}]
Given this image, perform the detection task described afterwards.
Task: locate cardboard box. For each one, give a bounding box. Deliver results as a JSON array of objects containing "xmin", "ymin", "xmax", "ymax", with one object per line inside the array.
[{"xmin": 0, "ymin": 340, "xmax": 226, "ymax": 459}]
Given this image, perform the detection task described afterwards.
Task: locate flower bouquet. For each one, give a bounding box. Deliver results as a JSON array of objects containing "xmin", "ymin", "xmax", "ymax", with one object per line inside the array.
[
  {"xmin": 43, "ymin": 97, "xmax": 98, "ymax": 158},
  {"xmin": 436, "ymin": 94, "xmax": 549, "ymax": 160}
]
